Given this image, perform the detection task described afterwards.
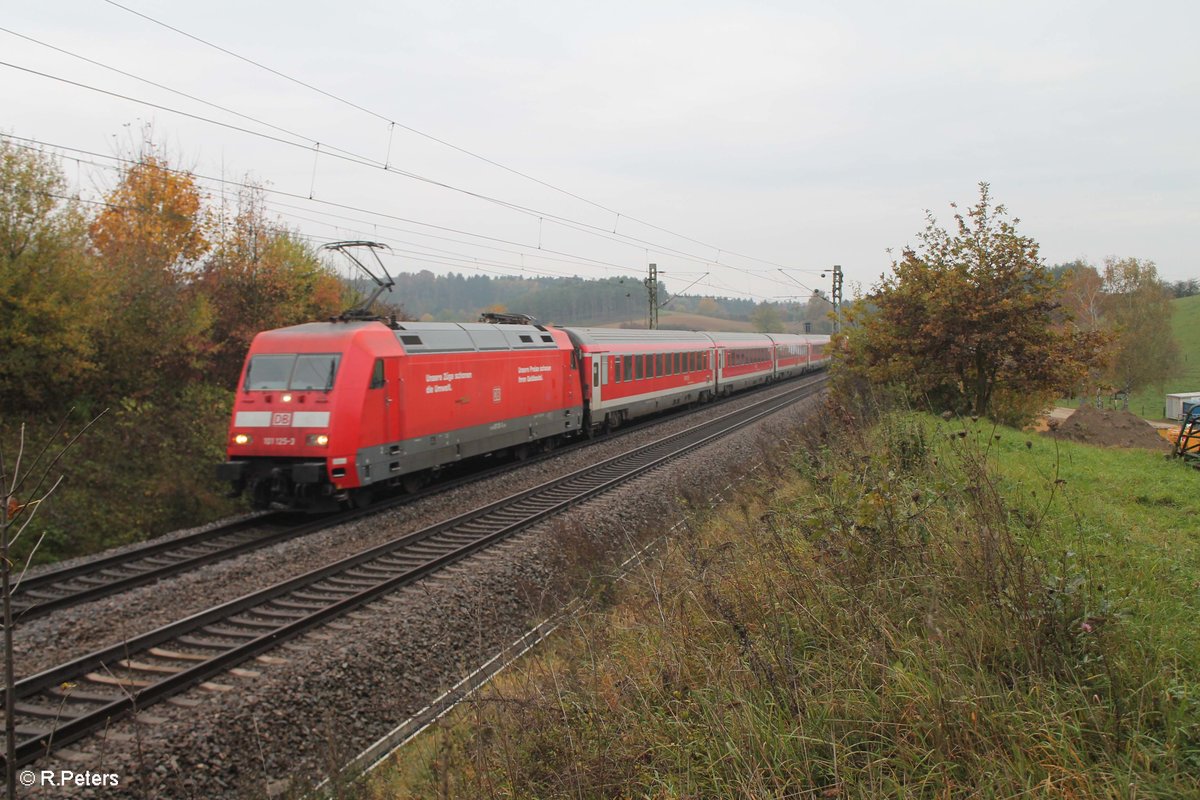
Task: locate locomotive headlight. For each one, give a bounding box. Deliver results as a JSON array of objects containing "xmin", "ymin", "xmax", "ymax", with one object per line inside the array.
[
  {"xmin": 282, "ymin": 393, "xmax": 293, "ymax": 403},
  {"xmin": 233, "ymin": 433, "xmax": 252, "ymax": 445},
  {"xmin": 307, "ymin": 434, "xmax": 329, "ymax": 446}
]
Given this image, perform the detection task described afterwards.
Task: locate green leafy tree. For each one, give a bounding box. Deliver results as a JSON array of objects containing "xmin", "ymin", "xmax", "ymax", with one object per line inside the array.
[
  {"xmin": 0, "ymin": 140, "xmax": 99, "ymax": 411},
  {"xmin": 838, "ymin": 183, "xmax": 1106, "ymax": 421},
  {"xmin": 1168, "ymin": 279, "xmax": 1199, "ymax": 298},
  {"xmin": 1101, "ymin": 256, "xmax": 1178, "ymax": 398},
  {"xmin": 803, "ymin": 291, "xmax": 834, "ymax": 334},
  {"xmin": 750, "ymin": 301, "xmax": 785, "ymax": 332}
]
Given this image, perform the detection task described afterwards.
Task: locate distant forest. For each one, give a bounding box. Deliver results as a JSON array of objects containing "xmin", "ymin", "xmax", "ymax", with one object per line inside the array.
[{"xmin": 357, "ymin": 271, "xmax": 836, "ymax": 333}]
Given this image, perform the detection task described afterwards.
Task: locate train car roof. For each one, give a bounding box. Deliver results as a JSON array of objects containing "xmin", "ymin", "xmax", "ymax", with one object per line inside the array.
[
  {"xmin": 252, "ymin": 320, "xmax": 569, "ymax": 355},
  {"xmin": 390, "ymin": 321, "xmax": 564, "ymax": 353},
  {"xmin": 253, "ymin": 321, "xmax": 387, "ymax": 347},
  {"xmin": 766, "ymin": 333, "xmax": 831, "ymax": 344},
  {"xmin": 701, "ymin": 331, "xmax": 777, "ymax": 344},
  {"xmin": 561, "ymin": 327, "xmax": 716, "ymax": 347}
]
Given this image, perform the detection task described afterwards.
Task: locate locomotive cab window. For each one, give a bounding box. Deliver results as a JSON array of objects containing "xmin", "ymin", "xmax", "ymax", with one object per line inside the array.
[
  {"xmin": 244, "ymin": 353, "xmax": 341, "ymax": 391},
  {"xmin": 291, "ymin": 354, "xmax": 340, "ymax": 390},
  {"xmin": 244, "ymin": 354, "xmax": 293, "ymax": 390}
]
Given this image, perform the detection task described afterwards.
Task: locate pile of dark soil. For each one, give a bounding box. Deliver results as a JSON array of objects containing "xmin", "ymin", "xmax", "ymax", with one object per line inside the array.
[{"xmin": 1049, "ymin": 405, "xmax": 1172, "ymax": 451}]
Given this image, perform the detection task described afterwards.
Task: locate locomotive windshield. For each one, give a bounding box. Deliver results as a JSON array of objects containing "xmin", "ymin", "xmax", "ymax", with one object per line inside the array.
[{"xmin": 244, "ymin": 353, "xmax": 340, "ymax": 391}]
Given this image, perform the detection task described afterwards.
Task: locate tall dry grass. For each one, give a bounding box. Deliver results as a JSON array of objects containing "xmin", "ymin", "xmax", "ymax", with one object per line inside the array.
[{"xmin": 370, "ymin": 403, "xmax": 1200, "ymax": 798}]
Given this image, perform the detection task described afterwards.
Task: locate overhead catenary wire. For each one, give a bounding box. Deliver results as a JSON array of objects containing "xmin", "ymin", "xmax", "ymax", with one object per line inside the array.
[
  {"xmin": 26, "ymin": 185, "xmax": 728, "ymax": 301},
  {"xmin": 8, "ymin": 135, "xmax": 786, "ymax": 302},
  {"xmin": 0, "ymin": 134, "xmax": 644, "ymax": 277},
  {"xmin": 6, "ymin": 130, "xmax": 817, "ymax": 306},
  {"xmin": 2, "ymin": 56, "xmax": 790, "ymax": 279},
  {"xmin": 25, "ymin": 182, "xmax": 577, "ymax": 283},
  {"xmin": 278, "ymin": 214, "xmax": 586, "ymax": 280},
  {"xmin": 98, "ymin": 0, "xmax": 811, "ymax": 275},
  {"xmin": 25, "ymin": 184, "xmax": 774, "ymax": 306},
  {"xmin": 2, "ymin": 19, "xmax": 846, "ymax": 295},
  {"xmin": 776, "ymin": 268, "xmax": 822, "ymax": 296},
  {"xmin": 29, "ymin": 180, "xmax": 786, "ymax": 304},
  {"xmin": 0, "ymin": 26, "xmax": 364, "ymax": 163},
  {"xmin": 261, "ymin": 197, "xmax": 622, "ymax": 272}
]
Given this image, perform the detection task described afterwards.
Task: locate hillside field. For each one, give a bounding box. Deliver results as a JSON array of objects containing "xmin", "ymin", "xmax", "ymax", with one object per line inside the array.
[
  {"xmin": 1126, "ymin": 293, "xmax": 1200, "ymax": 418},
  {"xmin": 1060, "ymin": 294, "xmax": 1200, "ymax": 420},
  {"xmin": 593, "ymin": 310, "xmax": 758, "ymax": 332}
]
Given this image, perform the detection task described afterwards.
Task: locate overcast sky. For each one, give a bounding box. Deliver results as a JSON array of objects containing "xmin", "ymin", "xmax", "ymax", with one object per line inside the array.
[{"xmin": 4, "ymin": 0, "xmax": 1198, "ymax": 305}]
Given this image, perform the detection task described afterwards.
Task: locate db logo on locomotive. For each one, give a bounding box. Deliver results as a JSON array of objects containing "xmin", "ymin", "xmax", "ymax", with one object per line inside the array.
[{"xmin": 271, "ymin": 412, "xmax": 293, "ymax": 426}]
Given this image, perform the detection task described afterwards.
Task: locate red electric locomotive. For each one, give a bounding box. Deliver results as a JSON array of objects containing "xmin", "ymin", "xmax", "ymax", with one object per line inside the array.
[{"xmin": 218, "ymin": 319, "xmax": 582, "ymax": 510}]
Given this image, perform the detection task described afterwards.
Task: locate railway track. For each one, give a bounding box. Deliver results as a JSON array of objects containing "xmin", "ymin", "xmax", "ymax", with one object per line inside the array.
[
  {"xmin": 1, "ymin": 373, "xmax": 824, "ymax": 770},
  {"xmin": 10, "ymin": 514, "xmax": 293, "ymax": 622},
  {"xmin": 11, "ymin": 372, "xmax": 822, "ymax": 623}
]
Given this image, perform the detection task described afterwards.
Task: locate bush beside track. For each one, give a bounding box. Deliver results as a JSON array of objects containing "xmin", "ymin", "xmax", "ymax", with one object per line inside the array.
[
  {"xmin": 369, "ymin": 408, "xmax": 1200, "ymax": 798},
  {"xmin": 2, "ymin": 387, "xmax": 239, "ymax": 566}
]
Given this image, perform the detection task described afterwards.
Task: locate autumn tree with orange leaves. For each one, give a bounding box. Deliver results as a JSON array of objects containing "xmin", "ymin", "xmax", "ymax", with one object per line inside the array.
[
  {"xmin": 0, "ymin": 132, "xmax": 360, "ymax": 563},
  {"xmin": 89, "ymin": 147, "xmax": 215, "ymax": 397},
  {"xmin": 837, "ymin": 183, "xmax": 1108, "ymax": 423}
]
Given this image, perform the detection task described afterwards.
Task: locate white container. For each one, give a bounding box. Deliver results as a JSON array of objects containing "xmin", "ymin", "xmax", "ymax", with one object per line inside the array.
[{"xmin": 1165, "ymin": 392, "xmax": 1200, "ymax": 420}]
